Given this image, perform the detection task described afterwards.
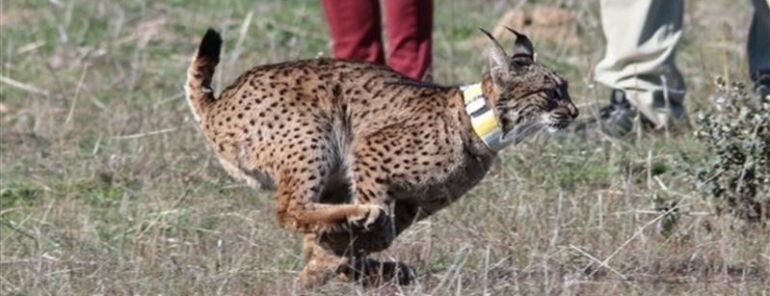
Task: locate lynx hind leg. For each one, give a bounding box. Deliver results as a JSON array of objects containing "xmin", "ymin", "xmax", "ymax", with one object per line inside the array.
[
  {"xmin": 298, "ymin": 234, "xmax": 348, "ymax": 288},
  {"xmin": 299, "ymin": 235, "xmax": 414, "ymax": 288}
]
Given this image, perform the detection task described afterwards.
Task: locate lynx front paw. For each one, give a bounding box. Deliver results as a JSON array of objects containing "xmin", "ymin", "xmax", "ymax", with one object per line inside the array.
[{"xmin": 346, "ymin": 204, "xmax": 385, "ymax": 230}]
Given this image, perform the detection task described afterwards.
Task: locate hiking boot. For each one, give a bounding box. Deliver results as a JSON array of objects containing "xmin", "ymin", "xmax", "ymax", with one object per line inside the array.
[{"xmin": 574, "ymin": 89, "xmax": 637, "ymax": 137}]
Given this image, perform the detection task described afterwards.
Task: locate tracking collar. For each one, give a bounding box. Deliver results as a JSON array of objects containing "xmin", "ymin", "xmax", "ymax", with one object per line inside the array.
[{"xmin": 461, "ymin": 83, "xmax": 512, "ymax": 151}]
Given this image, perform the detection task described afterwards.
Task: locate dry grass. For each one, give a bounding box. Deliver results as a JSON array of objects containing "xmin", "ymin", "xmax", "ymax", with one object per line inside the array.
[{"xmin": 1, "ymin": 0, "xmax": 768, "ymax": 295}]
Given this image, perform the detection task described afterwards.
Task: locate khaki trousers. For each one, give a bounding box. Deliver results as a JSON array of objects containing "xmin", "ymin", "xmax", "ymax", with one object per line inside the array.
[{"xmin": 595, "ymin": 0, "xmax": 770, "ymax": 127}]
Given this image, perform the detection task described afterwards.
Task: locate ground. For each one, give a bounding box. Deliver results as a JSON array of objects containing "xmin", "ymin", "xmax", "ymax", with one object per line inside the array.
[{"xmin": 1, "ymin": 0, "xmax": 768, "ymax": 295}]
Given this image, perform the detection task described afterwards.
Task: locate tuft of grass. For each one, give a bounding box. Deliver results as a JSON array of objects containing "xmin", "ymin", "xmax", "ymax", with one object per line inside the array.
[{"xmin": 0, "ymin": 182, "xmax": 42, "ymax": 208}]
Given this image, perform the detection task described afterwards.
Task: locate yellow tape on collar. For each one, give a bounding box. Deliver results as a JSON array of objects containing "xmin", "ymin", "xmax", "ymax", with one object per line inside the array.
[{"xmin": 461, "ymin": 83, "xmax": 510, "ymax": 151}]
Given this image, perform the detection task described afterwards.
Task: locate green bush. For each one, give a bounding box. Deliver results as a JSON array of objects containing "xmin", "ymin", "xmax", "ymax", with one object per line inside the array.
[{"xmin": 694, "ymin": 78, "xmax": 770, "ymax": 222}]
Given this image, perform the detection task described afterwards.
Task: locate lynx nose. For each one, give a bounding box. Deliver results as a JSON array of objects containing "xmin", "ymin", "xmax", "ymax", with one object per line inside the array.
[
  {"xmin": 566, "ymin": 102, "xmax": 579, "ymax": 119},
  {"xmin": 554, "ymin": 100, "xmax": 578, "ymax": 120}
]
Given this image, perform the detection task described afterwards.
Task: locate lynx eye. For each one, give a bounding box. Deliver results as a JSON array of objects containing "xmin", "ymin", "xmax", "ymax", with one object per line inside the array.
[{"xmin": 551, "ymin": 88, "xmax": 563, "ymax": 100}]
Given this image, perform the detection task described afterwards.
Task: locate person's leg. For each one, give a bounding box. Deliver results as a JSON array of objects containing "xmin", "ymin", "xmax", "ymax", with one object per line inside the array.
[
  {"xmin": 321, "ymin": 0, "xmax": 385, "ymax": 63},
  {"xmin": 382, "ymin": 0, "xmax": 433, "ymax": 80},
  {"xmin": 748, "ymin": 0, "xmax": 770, "ymax": 98},
  {"xmin": 595, "ymin": 0, "xmax": 686, "ymax": 128}
]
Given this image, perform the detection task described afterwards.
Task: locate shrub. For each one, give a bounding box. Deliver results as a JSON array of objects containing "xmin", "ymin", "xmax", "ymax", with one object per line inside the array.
[{"xmin": 694, "ymin": 78, "xmax": 770, "ymax": 222}]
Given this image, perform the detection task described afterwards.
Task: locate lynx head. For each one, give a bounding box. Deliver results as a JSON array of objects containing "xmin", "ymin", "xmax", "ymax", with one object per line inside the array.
[{"xmin": 482, "ymin": 28, "xmax": 578, "ymax": 142}]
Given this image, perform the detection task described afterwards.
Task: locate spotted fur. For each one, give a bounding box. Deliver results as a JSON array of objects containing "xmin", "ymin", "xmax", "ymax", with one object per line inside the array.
[{"xmin": 185, "ymin": 28, "xmax": 577, "ymax": 287}]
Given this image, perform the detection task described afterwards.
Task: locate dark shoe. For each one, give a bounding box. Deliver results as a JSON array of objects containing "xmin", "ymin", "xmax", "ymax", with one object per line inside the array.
[
  {"xmin": 574, "ymin": 89, "xmax": 636, "ymax": 137},
  {"xmin": 753, "ymin": 71, "xmax": 770, "ymax": 102}
]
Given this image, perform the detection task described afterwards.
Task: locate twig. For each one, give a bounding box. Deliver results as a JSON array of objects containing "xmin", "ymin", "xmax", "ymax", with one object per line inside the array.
[
  {"xmin": 483, "ymin": 245, "xmax": 490, "ymax": 296},
  {"xmin": 610, "ymin": 209, "xmax": 711, "ymax": 216},
  {"xmin": 598, "ymin": 204, "xmax": 682, "ymax": 269},
  {"xmin": 228, "ymin": 10, "xmax": 254, "ymax": 67},
  {"xmin": 17, "ymin": 40, "xmax": 46, "ymax": 55},
  {"xmin": 0, "ymin": 75, "xmax": 49, "ymax": 96},
  {"xmin": 64, "ymin": 63, "xmax": 89, "ymax": 126},
  {"xmin": 91, "ymin": 134, "xmax": 102, "ymax": 155},
  {"xmin": 569, "ymin": 245, "xmax": 628, "ymax": 281},
  {"xmin": 661, "ymin": 74, "xmax": 670, "ymax": 138},
  {"xmin": 0, "ymin": 219, "xmax": 39, "ymax": 252},
  {"xmin": 0, "ymin": 274, "xmax": 20, "ymax": 292},
  {"xmin": 653, "ymin": 176, "xmax": 670, "ymax": 191},
  {"xmin": 112, "ymin": 127, "xmax": 177, "ymax": 140},
  {"xmin": 431, "ymin": 244, "xmax": 470, "ymax": 295},
  {"xmin": 152, "ymin": 91, "xmax": 185, "ymax": 109},
  {"xmin": 263, "ymin": 20, "xmax": 326, "ymax": 42}
]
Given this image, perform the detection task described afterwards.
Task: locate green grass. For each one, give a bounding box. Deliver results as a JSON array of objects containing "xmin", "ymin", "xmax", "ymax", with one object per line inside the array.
[{"xmin": 2, "ymin": 0, "xmax": 769, "ymax": 295}]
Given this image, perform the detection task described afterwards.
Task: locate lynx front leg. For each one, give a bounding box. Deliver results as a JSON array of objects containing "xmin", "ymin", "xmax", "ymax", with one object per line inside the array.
[
  {"xmin": 274, "ymin": 145, "xmax": 383, "ymax": 234},
  {"xmin": 347, "ymin": 169, "xmax": 392, "ymax": 232},
  {"xmin": 275, "ymin": 171, "xmax": 381, "ymax": 234},
  {"xmin": 331, "ymin": 143, "xmax": 399, "ymax": 248}
]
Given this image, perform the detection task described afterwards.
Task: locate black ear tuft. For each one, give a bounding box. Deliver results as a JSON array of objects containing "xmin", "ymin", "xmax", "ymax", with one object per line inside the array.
[
  {"xmin": 479, "ymin": 28, "xmax": 494, "ymax": 40},
  {"xmin": 479, "ymin": 27, "xmax": 505, "ymax": 54},
  {"xmin": 504, "ymin": 26, "xmax": 534, "ymax": 60},
  {"xmin": 480, "ymin": 27, "xmax": 510, "ymax": 76}
]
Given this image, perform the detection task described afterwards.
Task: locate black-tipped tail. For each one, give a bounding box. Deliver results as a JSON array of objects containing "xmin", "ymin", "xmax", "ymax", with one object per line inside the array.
[
  {"xmin": 198, "ymin": 28, "xmax": 223, "ymax": 61},
  {"xmin": 185, "ymin": 28, "xmax": 223, "ymax": 123}
]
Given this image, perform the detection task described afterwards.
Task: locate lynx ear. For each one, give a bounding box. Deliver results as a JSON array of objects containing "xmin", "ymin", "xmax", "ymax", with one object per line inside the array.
[
  {"xmin": 480, "ymin": 28, "xmax": 510, "ymax": 84},
  {"xmin": 505, "ymin": 27, "xmax": 534, "ymax": 66},
  {"xmin": 505, "ymin": 27, "xmax": 534, "ymax": 58}
]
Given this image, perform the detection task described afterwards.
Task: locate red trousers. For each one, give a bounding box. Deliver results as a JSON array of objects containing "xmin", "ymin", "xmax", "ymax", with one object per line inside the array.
[{"xmin": 321, "ymin": 0, "xmax": 433, "ymax": 80}]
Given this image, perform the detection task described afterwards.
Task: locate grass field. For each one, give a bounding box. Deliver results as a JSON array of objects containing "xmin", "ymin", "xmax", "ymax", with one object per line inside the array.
[{"xmin": 1, "ymin": 0, "xmax": 769, "ymax": 295}]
